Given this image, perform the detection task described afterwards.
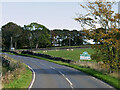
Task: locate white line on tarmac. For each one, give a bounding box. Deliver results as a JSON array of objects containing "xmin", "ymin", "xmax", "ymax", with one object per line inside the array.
[
  {"xmin": 29, "ymin": 60, "xmax": 74, "ymax": 89},
  {"xmin": 50, "ymin": 66, "xmax": 55, "ymax": 70},
  {"xmin": 27, "ymin": 65, "xmax": 36, "ymax": 90},
  {"xmin": 50, "ymin": 66, "xmax": 74, "ymax": 89},
  {"xmin": 89, "ymin": 76, "xmax": 114, "ymax": 89}
]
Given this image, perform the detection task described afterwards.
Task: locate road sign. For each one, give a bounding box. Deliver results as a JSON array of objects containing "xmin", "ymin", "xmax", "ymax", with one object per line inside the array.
[{"xmin": 80, "ymin": 51, "xmax": 91, "ymax": 60}]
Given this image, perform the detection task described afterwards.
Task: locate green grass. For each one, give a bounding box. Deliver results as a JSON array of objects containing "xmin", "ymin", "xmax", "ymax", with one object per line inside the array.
[
  {"xmin": 18, "ymin": 53, "xmax": 119, "ymax": 89},
  {"xmin": 36, "ymin": 48, "xmax": 95, "ymax": 61},
  {"xmin": 4, "ymin": 66, "xmax": 32, "ymax": 88}
]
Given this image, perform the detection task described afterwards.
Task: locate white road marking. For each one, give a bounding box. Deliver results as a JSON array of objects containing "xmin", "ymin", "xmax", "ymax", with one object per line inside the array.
[
  {"xmin": 89, "ymin": 76, "xmax": 114, "ymax": 89},
  {"xmin": 29, "ymin": 60, "xmax": 74, "ymax": 89},
  {"xmin": 50, "ymin": 66, "xmax": 55, "ymax": 70},
  {"xmin": 27, "ymin": 65, "xmax": 36, "ymax": 89},
  {"xmin": 50, "ymin": 66, "xmax": 74, "ymax": 89},
  {"xmin": 29, "ymin": 59, "xmax": 74, "ymax": 89}
]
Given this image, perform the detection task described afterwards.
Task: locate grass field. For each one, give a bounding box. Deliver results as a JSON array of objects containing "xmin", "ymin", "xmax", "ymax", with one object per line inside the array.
[{"xmin": 36, "ymin": 48, "xmax": 95, "ymax": 61}]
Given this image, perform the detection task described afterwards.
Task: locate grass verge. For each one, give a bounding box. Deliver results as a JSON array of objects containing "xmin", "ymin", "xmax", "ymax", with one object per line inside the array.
[
  {"xmin": 2, "ymin": 55, "xmax": 32, "ymax": 88},
  {"xmin": 16, "ymin": 53, "xmax": 119, "ymax": 89},
  {"xmin": 4, "ymin": 66, "xmax": 32, "ymax": 88}
]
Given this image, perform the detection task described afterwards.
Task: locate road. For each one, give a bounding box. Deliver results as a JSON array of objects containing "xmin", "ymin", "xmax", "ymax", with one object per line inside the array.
[{"xmin": 6, "ymin": 54, "xmax": 114, "ymax": 89}]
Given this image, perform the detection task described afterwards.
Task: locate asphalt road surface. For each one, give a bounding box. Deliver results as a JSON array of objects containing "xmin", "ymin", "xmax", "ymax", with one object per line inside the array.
[{"xmin": 6, "ymin": 54, "xmax": 114, "ymax": 89}]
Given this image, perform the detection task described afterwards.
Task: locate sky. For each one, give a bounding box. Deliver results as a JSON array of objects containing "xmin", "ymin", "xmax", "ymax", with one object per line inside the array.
[
  {"xmin": 0, "ymin": 0, "xmax": 119, "ymax": 31},
  {"xmin": 1, "ymin": 2, "xmax": 84, "ymax": 30}
]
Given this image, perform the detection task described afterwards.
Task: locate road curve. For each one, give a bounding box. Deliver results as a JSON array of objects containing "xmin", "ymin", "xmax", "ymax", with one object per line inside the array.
[{"xmin": 6, "ymin": 54, "xmax": 114, "ymax": 89}]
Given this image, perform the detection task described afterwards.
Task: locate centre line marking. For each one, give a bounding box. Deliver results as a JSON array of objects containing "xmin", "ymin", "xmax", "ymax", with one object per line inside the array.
[
  {"xmin": 58, "ymin": 71, "xmax": 73, "ymax": 86},
  {"xmin": 50, "ymin": 66, "xmax": 73, "ymax": 89},
  {"xmin": 29, "ymin": 60, "xmax": 74, "ymax": 89}
]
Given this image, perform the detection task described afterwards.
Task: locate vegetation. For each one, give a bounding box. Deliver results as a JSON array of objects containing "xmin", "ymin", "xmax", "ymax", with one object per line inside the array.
[
  {"xmin": 24, "ymin": 23, "xmax": 51, "ymax": 48},
  {"xmin": 1, "ymin": 55, "xmax": 32, "ymax": 88},
  {"xmin": 16, "ymin": 53, "xmax": 120, "ymax": 89},
  {"xmin": 36, "ymin": 48, "xmax": 95, "ymax": 61},
  {"xmin": 2, "ymin": 22, "xmax": 84, "ymax": 50},
  {"xmin": 4, "ymin": 67, "xmax": 32, "ymax": 88},
  {"xmin": 2, "ymin": 22, "xmax": 51, "ymax": 49},
  {"xmin": 51, "ymin": 29, "xmax": 84, "ymax": 46},
  {"xmin": 75, "ymin": 1, "xmax": 120, "ymax": 73}
]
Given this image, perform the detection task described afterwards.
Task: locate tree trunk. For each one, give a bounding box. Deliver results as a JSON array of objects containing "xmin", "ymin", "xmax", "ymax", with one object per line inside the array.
[
  {"xmin": 15, "ymin": 42, "xmax": 17, "ymax": 49},
  {"xmin": 36, "ymin": 43, "xmax": 38, "ymax": 49}
]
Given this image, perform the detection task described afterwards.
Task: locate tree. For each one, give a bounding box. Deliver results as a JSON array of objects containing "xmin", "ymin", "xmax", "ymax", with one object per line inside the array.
[
  {"xmin": 2, "ymin": 22, "xmax": 23, "ymax": 50},
  {"xmin": 17, "ymin": 28, "xmax": 31, "ymax": 49},
  {"xmin": 51, "ymin": 29, "xmax": 83, "ymax": 46},
  {"xmin": 75, "ymin": 1, "xmax": 120, "ymax": 73},
  {"xmin": 24, "ymin": 22, "xmax": 51, "ymax": 48}
]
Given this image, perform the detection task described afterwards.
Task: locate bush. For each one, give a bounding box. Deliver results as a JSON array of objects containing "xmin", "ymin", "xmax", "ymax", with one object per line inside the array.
[{"xmin": 1, "ymin": 55, "xmax": 25, "ymax": 85}]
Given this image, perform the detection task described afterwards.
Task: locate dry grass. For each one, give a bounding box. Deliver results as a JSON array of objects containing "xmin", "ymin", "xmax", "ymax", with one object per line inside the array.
[
  {"xmin": 2, "ymin": 67, "xmax": 26, "ymax": 85},
  {"xmin": 1, "ymin": 55, "xmax": 26, "ymax": 87},
  {"xmin": 73, "ymin": 61, "xmax": 120, "ymax": 79}
]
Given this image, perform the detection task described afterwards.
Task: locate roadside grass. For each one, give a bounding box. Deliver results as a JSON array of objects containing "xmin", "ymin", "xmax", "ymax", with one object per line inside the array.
[
  {"xmin": 2, "ymin": 55, "xmax": 32, "ymax": 88},
  {"xmin": 16, "ymin": 53, "xmax": 119, "ymax": 89},
  {"xmin": 4, "ymin": 66, "xmax": 32, "ymax": 88},
  {"xmin": 36, "ymin": 48, "xmax": 95, "ymax": 61}
]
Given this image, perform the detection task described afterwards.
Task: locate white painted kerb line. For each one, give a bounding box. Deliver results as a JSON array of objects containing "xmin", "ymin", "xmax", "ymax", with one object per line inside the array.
[
  {"xmin": 89, "ymin": 76, "xmax": 114, "ymax": 89},
  {"xmin": 27, "ymin": 65, "xmax": 36, "ymax": 89}
]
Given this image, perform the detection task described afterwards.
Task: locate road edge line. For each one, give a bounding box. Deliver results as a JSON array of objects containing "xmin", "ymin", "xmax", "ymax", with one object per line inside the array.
[{"xmin": 27, "ymin": 64, "xmax": 35, "ymax": 89}]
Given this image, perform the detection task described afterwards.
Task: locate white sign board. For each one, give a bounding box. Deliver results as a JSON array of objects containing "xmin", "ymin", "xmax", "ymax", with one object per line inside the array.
[{"xmin": 80, "ymin": 52, "xmax": 91, "ymax": 60}]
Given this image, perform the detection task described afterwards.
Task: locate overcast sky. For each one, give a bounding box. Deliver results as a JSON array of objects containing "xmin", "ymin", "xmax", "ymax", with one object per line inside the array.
[{"xmin": 0, "ymin": 1, "xmax": 119, "ymax": 30}]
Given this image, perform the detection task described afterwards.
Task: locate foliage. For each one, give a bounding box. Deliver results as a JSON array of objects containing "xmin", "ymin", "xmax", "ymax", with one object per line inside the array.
[
  {"xmin": 2, "ymin": 22, "xmax": 85, "ymax": 49},
  {"xmin": 3, "ymin": 67, "xmax": 32, "ymax": 88},
  {"xmin": 2, "ymin": 56, "xmax": 23, "ymax": 75},
  {"xmin": 2, "ymin": 22, "xmax": 23, "ymax": 50},
  {"xmin": 75, "ymin": 1, "xmax": 120, "ymax": 73},
  {"xmin": 2, "ymin": 22, "xmax": 51, "ymax": 49},
  {"xmin": 1, "ymin": 55, "xmax": 32, "ymax": 88},
  {"xmin": 24, "ymin": 22, "xmax": 51, "ymax": 48},
  {"xmin": 51, "ymin": 29, "xmax": 84, "ymax": 46}
]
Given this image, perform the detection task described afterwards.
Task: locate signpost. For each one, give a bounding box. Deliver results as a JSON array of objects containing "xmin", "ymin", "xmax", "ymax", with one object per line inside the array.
[{"xmin": 80, "ymin": 51, "xmax": 91, "ymax": 60}]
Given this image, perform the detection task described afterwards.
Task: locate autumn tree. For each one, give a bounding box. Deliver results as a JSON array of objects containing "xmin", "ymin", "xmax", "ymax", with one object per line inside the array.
[{"xmin": 75, "ymin": 1, "xmax": 120, "ymax": 73}]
